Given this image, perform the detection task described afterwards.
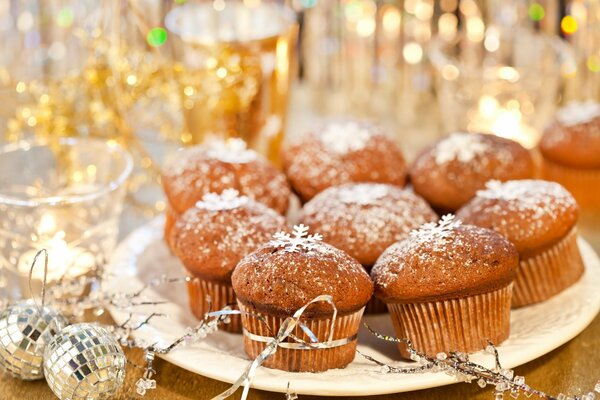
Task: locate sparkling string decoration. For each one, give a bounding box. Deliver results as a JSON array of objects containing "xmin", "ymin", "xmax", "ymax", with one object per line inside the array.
[
  {"xmin": 360, "ymin": 325, "xmax": 600, "ymax": 400},
  {"xmin": 286, "ymin": 382, "xmax": 298, "ymax": 400},
  {"xmin": 127, "ymin": 304, "xmax": 235, "ymax": 396}
]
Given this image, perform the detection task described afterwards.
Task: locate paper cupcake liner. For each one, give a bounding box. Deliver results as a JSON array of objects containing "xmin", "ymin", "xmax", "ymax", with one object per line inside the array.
[
  {"xmin": 365, "ymin": 296, "xmax": 388, "ymax": 314},
  {"xmin": 512, "ymin": 227, "xmax": 584, "ymax": 308},
  {"xmin": 238, "ymin": 302, "xmax": 364, "ymax": 372},
  {"xmin": 541, "ymin": 157, "xmax": 600, "ymax": 210},
  {"xmin": 187, "ymin": 278, "xmax": 241, "ymax": 333},
  {"xmin": 387, "ymin": 285, "xmax": 512, "ymax": 358}
]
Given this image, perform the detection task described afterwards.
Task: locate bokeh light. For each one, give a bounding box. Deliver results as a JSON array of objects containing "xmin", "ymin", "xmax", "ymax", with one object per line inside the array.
[
  {"xmin": 587, "ymin": 55, "xmax": 600, "ymax": 72},
  {"xmin": 147, "ymin": 27, "xmax": 167, "ymax": 47},
  {"xmin": 403, "ymin": 42, "xmax": 423, "ymax": 65},
  {"xmin": 466, "ymin": 17, "xmax": 485, "ymax": 42},
  {"xmin": 57, "ymin": 7, "xmax": 74, "ymax": 28},
  {"xmin": 356, "ymin": 17, "xmax": 376, "ymax": 37},
  {"xmin": 213, "ymin": 0, "xmax": 226, "ymax": 11},
  {"xmin": 415, "ymin": 1, "xmax": 433, "ymax": 21},
  {"xmin": 382, "ymin": 6, "xmax": 401, "ymax": 35},
  {"xmin": 484, "ymin": 27, "xmax": 500, "ymax": 52},
  {"xmin": 439, "ymin": 13, "xmax": 458, "ymax": 41},
  {"xmin": 300, "ymin": 0, "xmax": 317, "ymax": 8},
  {"xmin": 17, "ymin": 11, "xmax": 34, "ymax": 31},
  {"xmin": 528, "ymin": 3, "xmax": 545, "ymax": 22},
  {"xmin": 561, "ymin": 15, "xmax": 578, "ymax": 35},
  {"xmin": 441, "ymin": 64, "xmax": 460, "ymax": 80}
]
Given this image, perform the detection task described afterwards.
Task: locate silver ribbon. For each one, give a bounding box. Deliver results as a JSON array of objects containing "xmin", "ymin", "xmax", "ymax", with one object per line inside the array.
[
  {"xmin": 242, "ymin": 328, "xmax": 357, "ymax": 350},
  {"xmin": 211, "ymin": 294, "xmax": 339, "ymax": 400}
]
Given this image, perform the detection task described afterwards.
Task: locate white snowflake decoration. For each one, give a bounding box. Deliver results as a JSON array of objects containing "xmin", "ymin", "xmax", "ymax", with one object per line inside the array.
[
  {"xmin": 556, "ymin": 100, "xmax": 600, "ymax": 127},
  {"xmin": 338, "ymin": 184, "xmax": 389, "ymax": 205},
  {"xmin": 195, "ymin": 189, "xmax": 248, "ymax": 211},
  {"xmin": 319, "ymin": 121, "xmax": 374, "ymax": 154},
  {"xmin": 205, "ymin": 138, "xmax": 257, "ymax": 163},
  {"xmin": 410, "ymin": 214, "xmax": 462, "ymax": 243},
  {"xmin": 434, "ymin": 132, "xmax": 489, "ymax": 165},
  {"xmin": 270, "ymin": 224, "xmax": 323, "ymax": 253}
]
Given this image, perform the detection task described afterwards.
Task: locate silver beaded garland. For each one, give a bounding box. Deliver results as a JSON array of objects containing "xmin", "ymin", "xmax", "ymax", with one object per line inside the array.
[
  {"xmin": 43, "ymin": 323, "xmax": 126, "ymax": 400},
  {"xmin": 0, "ymin": 299, "xmax": 67, "ymax": 380}
]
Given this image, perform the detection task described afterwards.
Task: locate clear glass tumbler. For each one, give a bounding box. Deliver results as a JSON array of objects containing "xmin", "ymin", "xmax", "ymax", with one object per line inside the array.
[
  {"xmin": 0, "ymin": 138, "xmax": 132, "ymax": 300},
  {"xmin": 429, "ymin": 27, "xmax": 576, "ymax": 148}
]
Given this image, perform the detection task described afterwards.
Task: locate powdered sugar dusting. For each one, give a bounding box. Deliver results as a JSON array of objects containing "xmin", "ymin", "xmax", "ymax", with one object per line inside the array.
[
  {"xmin": 205, "ymin": 138, "xmax": 257, "ymax": 163},
  {"xmin": 556, "ymin": 101, "xmax": 600, "ymax": 127},
  {"xmin": 270, "ymin": 224, "xmax": 324, "ymax": 253},
  {"xmin": 476, "ymin": 180, "xmax": 576, "ymax": 209},
  {"xmin": 338, "ymin": 184, "xmax": 389, "ymax": 205},
  {"xmin": 319, "ymin": 121, "xmax": 374, "ymax": 154},
  {"xmin": 433, "ymin": 132, "xmax": 490, "ymax": 165},
  {"xmin": 459, "ymin": 179, "xmax": 578, "ymax": 246},
  {"xmin": 195, "ymin": 189, "xmax": 248, "ymax": 211},
  {"xmin": 300, "ymin": 184, "xmax": 438, "ymax": 266}
]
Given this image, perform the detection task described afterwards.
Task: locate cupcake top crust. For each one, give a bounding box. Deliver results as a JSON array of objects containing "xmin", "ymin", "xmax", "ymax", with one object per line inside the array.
[
  {"xmin": 371, "ymin": 215, "xmax": 518, "ymax": 303},
  {"xmin": 540, "ymin": 101, "xmax": 600, "ymax": 168},
  {"xmin": 232, "ymin": 225, "xmax": 374, "ymax": 317},
  {"xmin": 456, "ymin": 180, "xmax": 578, "ymax": 255},
  {"xmin": 300, "ymin": 183, "xmax": 437, "ymax": 266},
  {"xmin": 282, "ymin": 119, "xmax": 407, "ymax": 202},
  {"xmin": 162, "ymin": 139, "xmax": 291, "ymax": 214},
  {"xmin": 409, "ymin": 132, "xmax": 534, "ymax": 212},
  {"xmin": 170, "ymin": 189, "xmax": 287, "ymax": 282}
]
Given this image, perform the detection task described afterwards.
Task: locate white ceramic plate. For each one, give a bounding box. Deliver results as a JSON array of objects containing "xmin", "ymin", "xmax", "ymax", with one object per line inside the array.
[{"xmin": 105, "ymin": 216, "xmax": 600, "ymax": 396}]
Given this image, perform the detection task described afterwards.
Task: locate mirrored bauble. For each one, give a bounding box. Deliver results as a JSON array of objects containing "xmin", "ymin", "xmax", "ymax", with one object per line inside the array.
[
  {"xmin": 43, "ymin": 323, "xmax": 126, "ymax": 400},
  {"xmin": 0, "ymin": 299, "xmax": 67, "ymax": 380}
]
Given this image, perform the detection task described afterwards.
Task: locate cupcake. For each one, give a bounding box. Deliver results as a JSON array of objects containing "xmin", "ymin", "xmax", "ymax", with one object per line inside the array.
[
  {"xmin": 410, "ymin": 132, "xmax": 534, "ymax": 213},
  {"xmin": 456, "ymin": 179, "xmax": 584, "ymax": 308},
  {"xmin": 170, "ymin": 189, "xmax": 286, "ymax": 333},
  {"xmin": 232, "ymin": 224, "xmax": 373, "ymax": 372},
  {"xmin": 371, "ymin": 215, "xmax": 518, "ymax": 357},
  {"xmin": 282, "ymin": 119, "xmax": 407, "ymax": 202},
  {"xmin": 162, "ymin": 137, "xmax": 290, "ymax": 217},
  {"xmin": 539, "ymin": 101, "xmax": 600, "ymax": 210},
  {"xmin": 300, "ymin": 183, "xmax": 437, "ymax": 313}
]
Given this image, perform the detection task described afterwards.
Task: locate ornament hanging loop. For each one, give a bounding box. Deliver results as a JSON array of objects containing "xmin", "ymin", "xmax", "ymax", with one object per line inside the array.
[{"xmin": 29, "ymin": 248, "xmax": 50, "ymax": 316}]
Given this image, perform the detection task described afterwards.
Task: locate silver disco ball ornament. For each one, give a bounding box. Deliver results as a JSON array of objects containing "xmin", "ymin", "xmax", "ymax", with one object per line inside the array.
[
  {"xmin": 0, "ymin": 299, "xmax": 67, "ymax": 380},
  {"xmin": 44, "ymin": 323, "xmax": 126, "ymax": 400}
]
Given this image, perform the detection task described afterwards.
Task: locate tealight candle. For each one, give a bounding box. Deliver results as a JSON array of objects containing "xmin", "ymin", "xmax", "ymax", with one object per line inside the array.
[{"xmin": 16, "ymin": 226, "xmax": 95, "ymax": 296}]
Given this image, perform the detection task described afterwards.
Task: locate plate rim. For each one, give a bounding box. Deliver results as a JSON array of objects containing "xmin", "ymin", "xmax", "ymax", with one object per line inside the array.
[{"xmin": 106, "ymin": 216, "xmax": 600, "ymax": 396}]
